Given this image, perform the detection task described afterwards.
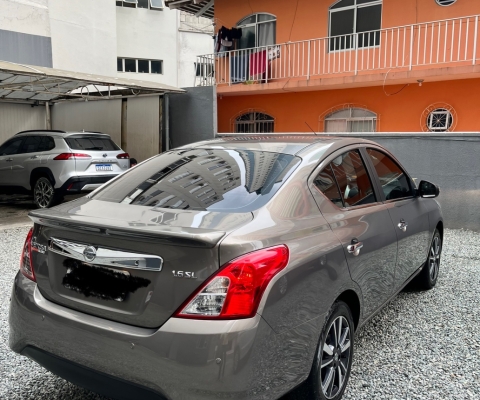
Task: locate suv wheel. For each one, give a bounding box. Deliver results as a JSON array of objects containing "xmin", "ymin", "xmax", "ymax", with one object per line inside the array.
[{"xmin": 33, "ymin": 177, "xmax": 57, "ymax": 209}]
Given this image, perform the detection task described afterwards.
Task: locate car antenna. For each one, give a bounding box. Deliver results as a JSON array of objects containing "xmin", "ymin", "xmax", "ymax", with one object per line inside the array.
[{"xmin": 304, "ymin": 121, "xmax": 319, "ymax": 136}]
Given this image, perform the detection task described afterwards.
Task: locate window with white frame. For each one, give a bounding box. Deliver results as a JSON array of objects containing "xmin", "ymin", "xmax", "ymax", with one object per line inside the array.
[
  {"xmin": 116, "ymin": 0, "xmax": 164, "ymax": 10},
  {"xmin": 234, "ymin": 112, "xmax": 275, "ymax": 133},
  {"xmin": 427, "ymin": 108, "xmax": 453, "ymax": 132},
  {"xmin": 117, "ymin": 58, "xmax": 163, "ymax": 74},
  {"xmin": 237, "ymin": 14, "xmax": 276, "ymax": 50},
  {"xmin": 329, "ymin": 0, "xmax": 382, "ymax": 51},
  {"xmin": 325, "ymin": 107, "xmax": 377, "ymax": 132}
]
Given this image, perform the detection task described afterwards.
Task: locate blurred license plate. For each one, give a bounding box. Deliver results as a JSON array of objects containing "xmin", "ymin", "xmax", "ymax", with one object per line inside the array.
[{"xmin": 96, "ymin": 164, "xmax": 113, "ymax": 171}]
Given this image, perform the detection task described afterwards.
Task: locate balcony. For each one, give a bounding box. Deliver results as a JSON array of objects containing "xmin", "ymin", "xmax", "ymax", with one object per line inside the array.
[{"xmin": 195, "ymin": 15, "xmax": 480, "ymax": 94}]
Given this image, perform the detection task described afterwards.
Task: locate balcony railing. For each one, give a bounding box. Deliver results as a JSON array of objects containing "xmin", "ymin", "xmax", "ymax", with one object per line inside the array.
[{"xmin": 194, "ymin": 15, "xmax": 480, "ymax": 87}]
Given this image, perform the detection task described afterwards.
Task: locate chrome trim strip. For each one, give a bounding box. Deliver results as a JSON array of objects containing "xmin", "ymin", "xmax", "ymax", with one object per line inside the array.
[{"xmin": 49, "ymin": 237, "xmax": 163, "ymax": 272}]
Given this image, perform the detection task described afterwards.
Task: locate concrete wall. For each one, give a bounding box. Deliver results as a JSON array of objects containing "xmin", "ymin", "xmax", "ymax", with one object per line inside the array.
[
  {"xmin": 168, "ymin": 86, "xmax": 216, "ymax": 148},
  {"xmin": 48, "ymin": 0, "xmax": 117, "ymax": 76},
  {"xmin": 116, "ymin": 6, "xmax": 179, "ymax": 85},
  {"xmin": 51, "ymin": 100, "xmax": 122, "ymax": 145},
  {"xmin": 330, "ymin": 133, "xmax": 480, "ymax": 232},
  {"xmin": 0, "ymin": 0, "xmax": 52, "ymax": 67},
  {"xmin": 0, "ymin": 103, "xmax": 46, "ymax": 144},
  {"xmin": 126, "ymin": 96, "xmax": 161, "ymax": 162},
  {"xmin": 178, "ymin": 30, "xmax": 214, "ymax": 88}
]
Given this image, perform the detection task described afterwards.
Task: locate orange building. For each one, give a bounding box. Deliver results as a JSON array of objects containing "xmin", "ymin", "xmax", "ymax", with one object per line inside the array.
[{"xmin": 170, "ymin": 0, "xmax": 480, "ymax": 133}]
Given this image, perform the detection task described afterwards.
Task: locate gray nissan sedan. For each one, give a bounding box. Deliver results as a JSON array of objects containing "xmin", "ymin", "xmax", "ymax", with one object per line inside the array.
[{"xmin": 9, "ymin": 135, "xmax": 443, "ymax": 400}]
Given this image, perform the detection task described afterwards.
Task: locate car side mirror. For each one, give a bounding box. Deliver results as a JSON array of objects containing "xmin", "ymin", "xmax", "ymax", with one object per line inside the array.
[{"xmin": 418, "ymin": 180, "xmax": 440, "ymax": 198}]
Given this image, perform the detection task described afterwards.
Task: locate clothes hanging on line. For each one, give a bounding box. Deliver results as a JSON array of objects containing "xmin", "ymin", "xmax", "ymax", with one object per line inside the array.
[
  {"xmin": 249, "ymin": 50, "xmax": 268, "ymax": 78},
  {"xmin": 215, "ymin": 26, "xmax": 243, "ymax": 53}
]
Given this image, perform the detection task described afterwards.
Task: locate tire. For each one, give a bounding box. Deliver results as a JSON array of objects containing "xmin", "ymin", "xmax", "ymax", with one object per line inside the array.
[
  {"xmin": 33, "ymin": 177, "xmax": 59, "ymax": 209},
  {"xmin": 413, "ymin": 229, "xmax": 442, "ymax": 290},
  {"xmin": 303, "ymin": 301, "xmax": 354, "ymax": 400}
]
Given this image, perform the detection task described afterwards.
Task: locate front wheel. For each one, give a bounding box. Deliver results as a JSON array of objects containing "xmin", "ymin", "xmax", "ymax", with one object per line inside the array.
[
  {"xmin": 413, "ymin": 229, "xmax": 442, "ymax": 290},
  {"xmin": 33, "ymin": 177, "xmax": 58, "ymax": 209},
  {"xmin": 304, "ymin": 301, "xmax": 354, "ymax": 400}
]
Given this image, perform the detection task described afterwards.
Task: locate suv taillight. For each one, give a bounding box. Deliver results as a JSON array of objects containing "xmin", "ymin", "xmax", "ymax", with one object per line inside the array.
[
  {"xmin": 20, "ymin": 228, "xmax": 36, "ymax": 282},
  {"xmin": 54, "ymin": 153, "xmax": 91, "ymax": 160},
  {"xmin": 116, "ymin": 153, "xmax": 130, "ymax": 159},
  {"xmin": 175, "ymin": 245, "xmax": 289, "ymax": 320}
]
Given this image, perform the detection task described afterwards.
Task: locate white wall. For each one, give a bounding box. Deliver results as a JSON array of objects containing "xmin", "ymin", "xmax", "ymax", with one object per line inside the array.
[
  {"xmin": 0, "ymin": 103, "xmax": 46, "ymax": 144},
  {"xmin": 0, "ymin": 0, "xmax": 50, "ymax": 37},
  {"xmin": 116, "ymin": 6, "xmax": 178, "ymax": 85},
  {"xmin": 48, "ymin": 0, "xmax": 117, "ymax": 76},
  {"xmin": 178, "ymin": 30, "xmax": 214, "ymax": 88}
]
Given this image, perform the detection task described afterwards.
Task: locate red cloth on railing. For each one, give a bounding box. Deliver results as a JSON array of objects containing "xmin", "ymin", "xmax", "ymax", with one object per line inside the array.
[{"xmin": 249, "ymin": 50, "xmax": 268, "ymax": 77}]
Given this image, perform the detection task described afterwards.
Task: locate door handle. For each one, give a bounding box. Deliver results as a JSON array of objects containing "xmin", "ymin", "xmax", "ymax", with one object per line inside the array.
[
  {"xmin": 398, "ymin": 219, "xmax": 408, "ymax": 232},
  {"xmin": 6, "ymin": 158, "xmax": 13, "ymax": 162},
  {"xmin": 30, "ymin": 155, "xmax": 39, "ymax": 159},
  {"xmin": 347, "ymin": 239, "xmax": 363, "ymax": 256}
]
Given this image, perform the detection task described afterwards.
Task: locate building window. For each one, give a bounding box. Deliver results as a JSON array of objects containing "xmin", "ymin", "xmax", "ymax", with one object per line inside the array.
[
  {"xmin": 427, "ymin": 108, "xmax": 453, "ymax": 132},
  {"xmin": 435, "ymin": 0, "xmax": 457, "ymax": 6},
  {"xmin": 329, "ymin": 0, "xmax": 382, "ymax": 51},
  {"xmin": 237, "ymin": 14, "xmax": 276, "ymax": 49},
  {"xmin": 118, "ymin": 58, "xmax": 163, "ymax": 74},
  {"xmin": 116, "ymin": 0, "xmax": 164, "ymax": 10},
  {"xmin": 325, "ymin": 107, "xmax": 377, "ymax": 132},
  {"xmin": 234, "ymin": 112, "xmax": 275, "ymax": 133}
]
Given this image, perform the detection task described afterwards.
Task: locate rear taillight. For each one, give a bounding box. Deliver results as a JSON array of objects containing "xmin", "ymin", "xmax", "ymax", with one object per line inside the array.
[
  {"xmin": 116, "ymin": 153, "xmax": 130, "ymax": 159},
  {"xmin": 20, "ymin": 228, "xmax": 36, "ymax": 282},
  {"xmin": 175, "ymin": 245, "xmax": 289, "ymax": 320},
  {"xmin": 53, "ymin": 153, "xmax": 92, "ymax": 160}
]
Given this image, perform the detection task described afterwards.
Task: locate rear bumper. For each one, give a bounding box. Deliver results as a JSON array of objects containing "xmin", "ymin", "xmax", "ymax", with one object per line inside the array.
[
  {"xmin": 8, "ymin": 273, "xmax": 307, "ymax": 400},
  {"xmin": 59, "ymin": 175, "xmax": 118, "ymax": 193}
]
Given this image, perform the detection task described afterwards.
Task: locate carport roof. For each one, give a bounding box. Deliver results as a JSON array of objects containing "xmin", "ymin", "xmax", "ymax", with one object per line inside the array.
[{"xmin": 0, "ymin": 60, "xmax": 184, "ymax": 104}]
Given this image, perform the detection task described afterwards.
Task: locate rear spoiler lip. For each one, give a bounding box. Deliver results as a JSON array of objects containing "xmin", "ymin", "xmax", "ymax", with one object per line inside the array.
[{"xmin": 29, "ymin": 213, "xmax": 226, "ymax": 249}]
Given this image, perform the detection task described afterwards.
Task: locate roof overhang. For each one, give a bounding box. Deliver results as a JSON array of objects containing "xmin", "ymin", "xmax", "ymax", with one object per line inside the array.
[
  {"xmin": 0, "ymin": 60, "xmax": 185, "ymax": 104},
  {"xmin": 166, "ymin": 0, "xmax": 214, "ymax": 18}
]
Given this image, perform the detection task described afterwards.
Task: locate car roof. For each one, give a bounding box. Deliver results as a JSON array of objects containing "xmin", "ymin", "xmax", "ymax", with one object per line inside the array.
[
  {"xmin": 180, "ymin": 134, "xmax": 378, "ymax": 156},
  {"xmin": 14, "ymin": 130, "xmax": 111, "ymax": 138}
]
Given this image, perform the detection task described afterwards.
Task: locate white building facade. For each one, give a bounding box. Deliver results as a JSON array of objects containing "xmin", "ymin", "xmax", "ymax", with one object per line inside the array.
[{"xmin": 0, "ymin": 0, "xmax": 213, "ymax": 88}]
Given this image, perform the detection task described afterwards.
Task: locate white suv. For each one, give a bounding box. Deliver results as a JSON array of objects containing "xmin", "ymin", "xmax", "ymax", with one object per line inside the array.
[{"xmin": 0, "ymin": 130, "xmax": 130, "ymax": 208}]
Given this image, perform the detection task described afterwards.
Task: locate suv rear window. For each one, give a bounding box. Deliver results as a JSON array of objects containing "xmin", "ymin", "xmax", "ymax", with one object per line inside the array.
[
  {"xmin": 65, "ymin": 136, "xmax": 120, "ymax": 151},
  {"xmin": 93, "ymin": 148, "xmax": 300, "ymax": 212}
]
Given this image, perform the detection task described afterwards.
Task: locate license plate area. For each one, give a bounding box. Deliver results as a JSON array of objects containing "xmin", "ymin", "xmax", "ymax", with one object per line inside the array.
[
  {"xmin": 62, "ymin": 259, "xmax": 150, "ymax": 302},
  {"xmin": 95, "ymin": 164, "xmax": 113, "ymax": 171}
]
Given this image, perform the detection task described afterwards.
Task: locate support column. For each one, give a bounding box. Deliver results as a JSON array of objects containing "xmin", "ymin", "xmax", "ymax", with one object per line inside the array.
[
  {"xmin": 121, "ymin": 98, "xmax": 128, "ymax": 152},
  {"xmin": 45, "ymin": 101, "xmax": 51, "ymax": 129}
]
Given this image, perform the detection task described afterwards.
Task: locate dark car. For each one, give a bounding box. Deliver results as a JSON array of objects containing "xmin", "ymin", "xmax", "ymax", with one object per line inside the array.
[{"xmin": 9, "ymin": 135, "xmax": 442, "ymax": 400}]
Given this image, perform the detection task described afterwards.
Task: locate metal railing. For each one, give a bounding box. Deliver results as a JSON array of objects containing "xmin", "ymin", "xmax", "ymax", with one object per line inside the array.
[{"xmin": 195, "ymin": 15, "xmax": 480, "ymax": 87}]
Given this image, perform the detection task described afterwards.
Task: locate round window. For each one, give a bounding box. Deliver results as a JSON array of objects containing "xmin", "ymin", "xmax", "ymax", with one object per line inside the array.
[
  {"xmin": 427, "ymin": 108, "xmax": 453, "ymax": 132},
  {"xmin": 435, "ymin": 0, "xmax": 457, "ymax": 6}
]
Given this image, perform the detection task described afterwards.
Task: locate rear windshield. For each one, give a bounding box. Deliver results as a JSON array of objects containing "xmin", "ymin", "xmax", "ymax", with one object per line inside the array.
[
  {"xmin": 65, "ymin": 136, "xmax": 120, "ymax": 151},
  {"xmin": 93, "ymin": 148, "xmax": 301, "ymax": 212}
]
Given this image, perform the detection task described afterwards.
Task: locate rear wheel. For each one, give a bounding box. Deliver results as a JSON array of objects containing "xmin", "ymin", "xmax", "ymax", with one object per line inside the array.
[
  {"xmin": 33, "ymin": 177, "xmax": 58, "ymax": 209},
  {"xmin": 304, "ymin": 301, "xmax": 354, "ymax": 400},
  {"xmin": 413, "ymin": 229, "xmax": 442, "ymax": 290}
]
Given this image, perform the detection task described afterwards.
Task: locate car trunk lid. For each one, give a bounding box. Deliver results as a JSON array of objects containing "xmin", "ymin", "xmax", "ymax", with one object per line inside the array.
[{"xmin": 29, "ymin": 198, "xmax": 252, "ymax": 328}]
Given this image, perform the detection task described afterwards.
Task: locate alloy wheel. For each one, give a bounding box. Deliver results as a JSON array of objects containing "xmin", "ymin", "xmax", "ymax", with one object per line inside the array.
[
  {"xmin": 429, "ymin": 235, "xmax": 441, "ymax": 282},
  {"xmin": 320, "ymin": 316, "xmax": 351, "ymax": 399},
  {"xmin": 35, "ymin": 179, "xmax": 54, "ymax": 208}
]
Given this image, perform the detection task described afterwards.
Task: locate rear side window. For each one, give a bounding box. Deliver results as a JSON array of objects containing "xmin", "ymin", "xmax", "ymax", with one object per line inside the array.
[
  {"xmin": 18, "ymin": 136, "xmax": 55, "ymax": 153},
  {"xmin": 366, "ymin": 149, "xmax": 413, "ymax": 200},
  {"xmin": 93, "ymin": 148, "xmax": 300, "ymax": 213},
  {"xmin": 65, "ymin": 136, "xmax": 120, "ymax": 151},
  {"xmin": 0, "ymin": 138, "xmax": 23, "ymax": 155},
  {"xmin": 316, "ymin": 150, "xmax": 376, "ymax": 208},
  {"xmin": 38, "ymin": 136, "xmax": 55, "ymax": 151},
  {"xmin": 314, "ymin": 164, "xmax": 343, "ymax": 208}
]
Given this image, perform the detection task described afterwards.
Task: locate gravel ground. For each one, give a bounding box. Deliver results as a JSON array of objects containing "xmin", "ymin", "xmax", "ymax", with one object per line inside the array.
[{"xmin": 1, "ymin": 227, "xmax": 479, "ymax": 399}]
